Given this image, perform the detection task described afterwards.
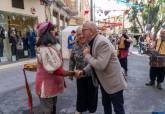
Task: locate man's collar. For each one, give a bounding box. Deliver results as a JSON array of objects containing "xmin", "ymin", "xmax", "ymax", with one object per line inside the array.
[
  {"xmin": 89, "ymin": 33, "xmax": 98, "ymax": 42},
  {"xmin": 92, "ymin": 33, "xmax": 98, "ymax": 39}
]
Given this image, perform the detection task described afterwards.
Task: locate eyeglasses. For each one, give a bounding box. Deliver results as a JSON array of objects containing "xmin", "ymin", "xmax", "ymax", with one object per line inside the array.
[{"xmin": 82, "ymin": 28, "xmax": 89, "ymax": 32}]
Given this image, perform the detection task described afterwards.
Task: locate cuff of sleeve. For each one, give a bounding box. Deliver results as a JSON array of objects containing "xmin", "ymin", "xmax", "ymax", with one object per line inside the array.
[{"xmin": 54, "ymin": 67, "xmax": 64, "ymax": 76}]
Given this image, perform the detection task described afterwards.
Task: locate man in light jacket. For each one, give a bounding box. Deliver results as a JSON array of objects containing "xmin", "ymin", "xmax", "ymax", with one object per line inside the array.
[{"xmin": 81, "ymin": 21, "xmax": 127, "ymax": 114}]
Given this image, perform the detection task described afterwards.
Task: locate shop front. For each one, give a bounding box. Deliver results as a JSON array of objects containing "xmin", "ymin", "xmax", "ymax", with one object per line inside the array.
[{"xmin": 0, "ymin": 10, "xmax": 38, "ymax": 63}]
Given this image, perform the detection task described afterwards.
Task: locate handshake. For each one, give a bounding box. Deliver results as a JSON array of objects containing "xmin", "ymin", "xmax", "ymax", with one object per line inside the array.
[
  {"xmin": 23, "ymin": 63, "xmax": 85, "ymax": 78},
  {"xmin": 64, "ymin": 70, "xmax": 84, "ymax": 79}
]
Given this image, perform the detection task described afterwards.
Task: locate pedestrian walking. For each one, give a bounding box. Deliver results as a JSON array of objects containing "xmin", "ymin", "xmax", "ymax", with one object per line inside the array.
[
  {"xmin": 117, "ymin": 29, "xmax": 133, "ymax": 76},
  {"xmin": 77, "ymin": 21, "xmax": 127, "ymax": 114},
  {"xmin": 69, "ymin": 27, "xmax": 98, "ymax": 114}
]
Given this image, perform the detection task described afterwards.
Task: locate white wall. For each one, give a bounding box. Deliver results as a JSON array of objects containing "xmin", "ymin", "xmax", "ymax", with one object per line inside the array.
[{"xmin": 0, "ymin": 0, "xmax": 46, "ymax": 23}]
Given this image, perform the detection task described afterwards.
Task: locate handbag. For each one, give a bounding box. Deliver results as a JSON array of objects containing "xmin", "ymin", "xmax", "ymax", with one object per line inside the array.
[{"xmin": 16, "ymin": 40, "xmax": 24, "ymax": 50}]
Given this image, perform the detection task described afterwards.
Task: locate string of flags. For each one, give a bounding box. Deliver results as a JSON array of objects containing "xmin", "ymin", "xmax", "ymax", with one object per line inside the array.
[
  {"xmin": 96, "ymin": 1, "xmax": 144, "ymax": 17},
  {"xmin": 96, "ymin": 9, "xmax": 127, "ymax": 17}
]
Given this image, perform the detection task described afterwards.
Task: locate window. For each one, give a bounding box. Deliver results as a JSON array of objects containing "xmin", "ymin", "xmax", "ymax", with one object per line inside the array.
[{"xmin": 12, "ymin": 0, "xmax": 24, "ymax": 9}]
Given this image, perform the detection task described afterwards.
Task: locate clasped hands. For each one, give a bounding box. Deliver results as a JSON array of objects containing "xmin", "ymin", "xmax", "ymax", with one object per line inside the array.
[
  {"xmin": 74, "ymin": 70, "xmax": 84, "ymax": 78},
  {"xmin": 66, "ymin": 70, "xmax": 84, "ymax": 79}
]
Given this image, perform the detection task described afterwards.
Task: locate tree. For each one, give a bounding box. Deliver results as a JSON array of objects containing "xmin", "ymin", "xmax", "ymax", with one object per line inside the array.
[
  {"xmin": 127, "ymin": 1, "xmax": 144, "ymax": 33},
  {"xmin": 142, "ymin": 0, "xmax": 165, "ymax": 39}
]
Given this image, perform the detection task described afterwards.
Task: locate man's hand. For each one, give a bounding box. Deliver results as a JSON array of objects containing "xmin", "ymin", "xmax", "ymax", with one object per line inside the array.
[
  {"xmin": 74, "ymin": 70, "xmax": 83, "ymax": 79},
  {"xmin": 83, "ymin": 47, "xmax": 90, "ymax": 56}
]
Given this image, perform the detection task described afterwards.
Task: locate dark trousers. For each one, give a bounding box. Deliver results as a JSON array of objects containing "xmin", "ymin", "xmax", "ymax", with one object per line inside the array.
[
  {"xmin": 139, "ymin": 43, "xmax": 143, "ymax": 53},
  {"xmin": 11, "ymin": 45, "xmax": 18, "ymax": 60},
  {"xmin": 100, "ymin": 86, "xmax": 125, "ymax": 114},
  {"xmin": 11, "ymin": 45, "xmax": 17, "ymax": 55},
  {"xmin": 29, "ymin": 45, "xmax": 36, "ymax": 58},
  {"xmin": 119, "ymin": 57, "xmax": 128, "ymax": 73},
  {"xmin": 0, "ymin": 46, "xmax": 3, "ymax": 57},
  {"xmin": 76, "ymin": 77, "xmax": 98, "ymax": 113},
  {"xmin": 39, "ymin": 96, "xmax": 57, "ymax": 114},
  {"xmin": 150, "ymin": 67, "xmax": 165, "ymax": 83}
]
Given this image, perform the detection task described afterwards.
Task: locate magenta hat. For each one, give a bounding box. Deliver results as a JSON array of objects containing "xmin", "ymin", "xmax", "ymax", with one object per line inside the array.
[{"xmin": 37, "ymin": 21, "xmax": 53, "ymax": 37}]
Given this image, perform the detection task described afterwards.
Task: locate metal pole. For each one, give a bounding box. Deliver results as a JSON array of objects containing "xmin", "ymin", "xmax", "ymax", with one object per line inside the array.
[
  {"xmin": 90, "ymin": 0, "xmax": 93, "ymax": 21},
  {"xmin": 122, "ymin": 12, "xmax": 125, "ymax": 30},
  {"xmin": 93, "ymin": 1, "xmax": 96, "ymax": 22}
]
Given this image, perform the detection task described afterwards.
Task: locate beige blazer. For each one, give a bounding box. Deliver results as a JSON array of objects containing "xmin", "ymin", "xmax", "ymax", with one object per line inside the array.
[{"xmin": 84, "ymin": 34, "xmax": 127, "ymax": 94}]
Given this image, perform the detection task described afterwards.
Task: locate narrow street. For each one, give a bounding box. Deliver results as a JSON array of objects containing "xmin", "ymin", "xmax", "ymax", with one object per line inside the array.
[
  {"xmin": 0, "ymin": 50, "xmax": 165, "ymax": 114},
  {"xmin": 0, "ymin": 0, "xmax": 165, "ymax": 114}
]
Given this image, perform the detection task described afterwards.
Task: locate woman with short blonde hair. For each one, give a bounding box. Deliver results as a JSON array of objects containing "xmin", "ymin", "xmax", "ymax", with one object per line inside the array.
[{"xmin": 69, "ymin": 26, "xmax": 98, "ymax": 114}]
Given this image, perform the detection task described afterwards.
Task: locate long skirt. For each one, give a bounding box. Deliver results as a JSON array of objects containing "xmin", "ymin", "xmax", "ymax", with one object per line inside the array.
[{"xmin": 76, "ymin": 77, "xmax": 98, "ymax": 113}]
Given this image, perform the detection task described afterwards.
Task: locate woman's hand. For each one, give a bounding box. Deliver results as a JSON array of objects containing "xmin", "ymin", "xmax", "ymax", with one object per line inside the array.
[{"xmin": 63, "ymin": 71, "xmax": 75, "ymax": 76}]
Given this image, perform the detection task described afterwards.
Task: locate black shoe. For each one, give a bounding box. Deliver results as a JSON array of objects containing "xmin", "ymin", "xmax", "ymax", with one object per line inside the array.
[
  {"xmin": 157, "ymin": 83, "xmax": 163, "ymax": 90},
  {"xmin": 145, "ymin": 81, "xmax": 155, "ymax": 86}
]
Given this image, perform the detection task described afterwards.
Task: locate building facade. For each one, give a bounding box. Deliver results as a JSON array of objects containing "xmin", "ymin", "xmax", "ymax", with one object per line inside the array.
[
  {"xmin": 0, "ymin": 0, "xmax": 47, "ymax": 63},
  {"xmin": 0, "ymin": 0, "xmax": 84, "ymax": 64},
  {"xmin": 66, "ymin": 0, "xmax": 90, "ymax": 25},
  {"xmin": 51, "ymin": 0, "xmax": 71, "ymax": 30}
]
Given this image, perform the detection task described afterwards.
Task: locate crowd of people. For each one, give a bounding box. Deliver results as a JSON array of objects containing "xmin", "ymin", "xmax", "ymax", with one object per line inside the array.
[
  {"xmin": 24, "ymin": 20, "xmax": 165, "ymax": 114},
  {"xmin": 0, "ymin": 26, "xmax": 37, "ymax": 63}
]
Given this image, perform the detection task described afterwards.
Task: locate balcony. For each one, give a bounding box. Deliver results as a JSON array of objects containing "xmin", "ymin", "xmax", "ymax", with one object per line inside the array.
[
  {"xmin": 56, "ymin": 0, "xmax": 65, "ymax": 7},
  {"xmin": 63, "ymin": 6, "xmax": 78, "ymax": 16}
]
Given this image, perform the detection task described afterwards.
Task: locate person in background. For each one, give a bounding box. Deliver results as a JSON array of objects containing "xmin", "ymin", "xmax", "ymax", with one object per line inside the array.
[
  {"xmin": 27, "ymin": 28, "xmax": 36, "ymax": 58},
  {"xmin": 146, "ymin": 28, "xmax": 165, "ymax": 90},
  {"xmin": 117, "ymin": 29, "xmax": 133, "ymax": 76},
  {"xmin": 138, "ymin": 34, "xmax": 145, "ymax": 54},
  {"xmin": 9, "ymin": 30, "xmax": 18, "ymax": 61},
  {"xmin": 16, "ymin": 32, "xmax": 24, "ymax": 59},
  {"xmin": 67, "ymin": 30, "xmax": 76, "ymax": 56},
  {"xmin": 36, "ymin": 22, "xmax": 78, "ymax": 114},
  {"xmin": 22, "ymin": 33, "xmax": 29, "ymax": 57},
  {"xmin": 69, "ymin": 27, "xmax": 98, "ymax": 114},
  {"xmin": 0, "ymin": 26, "xmax": 5, "ymax": 58}
]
